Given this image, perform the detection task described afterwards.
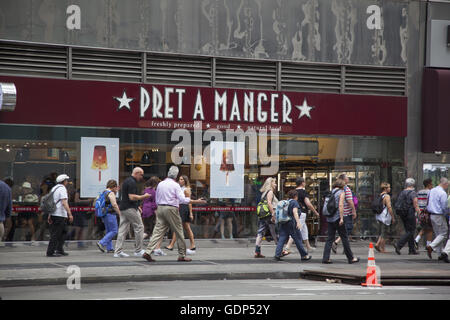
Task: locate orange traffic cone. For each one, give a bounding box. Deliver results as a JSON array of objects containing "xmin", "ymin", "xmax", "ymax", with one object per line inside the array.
[{"xmin": 361, "ymin": 242, "xmax": 382, "ymax": 287}]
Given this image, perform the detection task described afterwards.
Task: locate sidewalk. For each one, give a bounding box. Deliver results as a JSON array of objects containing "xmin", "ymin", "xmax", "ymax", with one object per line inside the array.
[{"xmin": 0, "ymin": 239, "xmax": 449, "ymax": 287}]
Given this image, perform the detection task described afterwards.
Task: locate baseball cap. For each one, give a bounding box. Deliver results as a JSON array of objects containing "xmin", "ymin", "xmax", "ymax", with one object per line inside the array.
[
  {"xmin": 22, "ymin": 182, "xmax": 32, "ymax": 188},
  {"xmin": 56, "ymin": 174, "xmax": 70, "ymax": 183}
]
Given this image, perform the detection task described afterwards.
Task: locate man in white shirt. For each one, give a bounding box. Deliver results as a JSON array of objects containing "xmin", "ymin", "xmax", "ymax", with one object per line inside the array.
[
  {"xmin": 426, "ymin": 178, "xmax": 449, "ymax": 260},
  {"xmin": 46, "ymin": 174, "xmax": 73, "ymax": 257}
]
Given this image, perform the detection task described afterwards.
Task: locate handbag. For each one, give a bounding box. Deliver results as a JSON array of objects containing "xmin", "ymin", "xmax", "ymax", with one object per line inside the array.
[
  {"xmin": 256, "ymin": 191, "xmax": 271, "ymax": 219},
  {"xmin": 376, "ymin": 206, "xmax": 392, "ymax": 226}
]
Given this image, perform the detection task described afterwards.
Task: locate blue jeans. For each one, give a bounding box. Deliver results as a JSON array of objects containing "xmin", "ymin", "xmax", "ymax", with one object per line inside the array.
[
  {"xmin": 343, "ymin": 215, "xmax": 353, "ymax": 235},
  {"xmin": 275, "ymin": 220, "xmax": 308, "ymax": 258},
  {"xmin": 99, "ymin": 214, "xmax": 118, "ymax": 251}
]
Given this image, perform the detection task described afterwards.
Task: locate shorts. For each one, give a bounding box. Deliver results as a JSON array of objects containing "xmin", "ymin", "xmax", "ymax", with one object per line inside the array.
[
  {"xmin": 377, "ymin": 221, "xmax": 390, "ymax": 238},
  {"xmin": 179, "ymin": 204, "xmax": 192, "ymax": 223},
  {"xmin": 257, "ymin": 216, "xmax": 274, "ymax": 237},
  {"xmin": 73, "ymin": 212, "xmax": 88, "ymax": 227},
  {"xmin": 18, "ymin": 212, "xmax": 37, "ymax": 221},
  {"xmin": 219, "ymin": 211, "xmax": 235, "ymax": 220},
  {"xmin": 299, "ymin": 212, "xmax": 308, "ymax": 241}
]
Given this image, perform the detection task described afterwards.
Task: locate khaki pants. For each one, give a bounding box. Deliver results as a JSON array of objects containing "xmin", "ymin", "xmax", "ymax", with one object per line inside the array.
[
  {"xmin": 114, "ymin": 208, "xmax": 144, "ymax": 254},
  {"xmin": 430, "ymin": 214, "xmax": 448, "ymax": 252},
  {"xmin": 145, "ymin": 205, "xmax": 186, "ymax": 258}
]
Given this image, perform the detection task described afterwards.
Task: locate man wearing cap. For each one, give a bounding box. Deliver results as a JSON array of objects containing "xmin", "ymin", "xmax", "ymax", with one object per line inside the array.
[{"xmin": 46, "ymin": 174, "xmax": 73, "ymax": 257}]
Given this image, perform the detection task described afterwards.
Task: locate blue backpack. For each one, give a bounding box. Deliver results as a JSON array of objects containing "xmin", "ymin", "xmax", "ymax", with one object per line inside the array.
[
  {"xmin": 275, "ymin": 199, "xmax": 292, "ymax": 224},
  {"xmin": 95, "ymin": 190, "xmax": 112, "ymax": 218}
]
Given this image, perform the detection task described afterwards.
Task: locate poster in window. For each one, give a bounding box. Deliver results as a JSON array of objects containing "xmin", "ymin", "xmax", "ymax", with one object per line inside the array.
[
  {"xmin": 191, "ymin": 154, "xmax": 206, "ymax": 180},
  {"xmin": 210, "ymin": 141, "xmax": 244, "ymax": 199},
  {"xmin": 80, "ymin": 137, "xmax": 119, "ymax": 198}
]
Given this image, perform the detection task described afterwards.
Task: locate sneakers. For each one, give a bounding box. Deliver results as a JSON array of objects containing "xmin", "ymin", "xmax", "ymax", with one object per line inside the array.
[
  {"xmin": 97, "ymin": 242, "xmax": 106, "ymax": 253},
  {"xmin": 113, "ymin": 252, "xmax": 130, "ymax": 258},
  {"xmin": 152, "ymin": 248, "xmax": 167, "ymax": 256},
  {"xmin": 254, "ymin": 252, "xmax": 265, "ymax": 258},
  {"xmin": 186, "ymin": 248, "xmax": 196, "ymax": 255},
  {"xmin": 134, "ymin": 250, "xmax": 146, "ymax": 257}
]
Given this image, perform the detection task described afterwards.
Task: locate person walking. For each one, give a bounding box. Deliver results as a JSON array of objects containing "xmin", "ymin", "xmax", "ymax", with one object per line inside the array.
[
  {"xmin": 97, "ymin": 180, "xmax": 121, "ymax": 253},
  {"xmin": 426, "ymin": 177, "xmax": 449, "ymax": 259},
  {"xmin": 393, "ymin": 178, "xmax": 420, "ymax": 255},
  {"xmin": 374, "ymin": 182, "xmax": 396, "ymax": 253},
  {"xmin": 332, "ymin": 174, "xmax": 357, "ymax": 253},
  {"xmin": 165, "ymin": 175, "xmax": 197, "ymax": 254},
  {"xmin": 46, "ymin": 174, "xmax": 73, "ymax": 257},
  {"xmin": 254, "ymin": 177, "xmax": 279, "ymax": 258},
  {"xmin": 414, "ymin": 179, "xmax": 434, "ymax": 250},
  {"xmin": 283, "ymin": 177, "xmax": 320, "ymax": 255},
  {"xmin": 322, "ymin": 178, "xmax": 360, "ymax": 264},
  {"xmin": 114, "ymin": 167, "xmax": 150, "ymax": 258},
  {"xmin": 0, "ymin": 179, "xmax": 12, "ymax": 241},
  {"xmin": 142, "ymin": 166, "xmax": 206, "ymax": 263},
  {"xmin": 142, "ymin": 176, "xmax": 159, "ymax": 240},
  {"xmin": 274, "ymin": 190, "xmax": 312, "ymax": 262}
]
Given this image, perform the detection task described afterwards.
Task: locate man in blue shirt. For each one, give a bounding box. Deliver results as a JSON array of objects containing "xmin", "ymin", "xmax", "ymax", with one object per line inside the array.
[
  {"xmin": 426, "ymin": 178, "xmax": 449, "ymax": 260},
  {"xmin": 0, "ymin": 179, "xmax": 12, "ymax": 241}
]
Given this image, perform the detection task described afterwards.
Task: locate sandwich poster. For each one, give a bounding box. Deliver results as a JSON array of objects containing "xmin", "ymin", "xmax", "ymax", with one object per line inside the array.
[
  {"xmin": 210, "ymin": 141, "xmax": 244, "ymax": 199},
  {"xmin": 80, "ymin": 137, "xmax": 119, "ymax": 198}
]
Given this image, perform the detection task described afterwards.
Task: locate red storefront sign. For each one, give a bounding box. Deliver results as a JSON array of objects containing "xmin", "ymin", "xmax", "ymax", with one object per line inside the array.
[
  {"xmin": 12, "ymin": 205, "xmax": 256, "ymax": 213},
  {"xmin": 0, "ymin": 76, "xmax": 407, "ymax": 137}
]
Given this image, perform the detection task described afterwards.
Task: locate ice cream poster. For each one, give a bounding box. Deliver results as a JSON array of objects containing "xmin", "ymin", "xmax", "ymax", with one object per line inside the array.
[
  {"xmin": 80, "ymin": 137, "xmax": 119, "ymax": 198},
  {"xmin": 210, "ymin": 141, "xmax": 244, "ymax": 199}
]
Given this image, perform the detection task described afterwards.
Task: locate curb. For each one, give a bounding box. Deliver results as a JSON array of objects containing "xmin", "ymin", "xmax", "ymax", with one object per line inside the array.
[
  {"xmin": 0, "ymin": 271, "xmax": 302, "ymax": 288},
  {"xmin": 300, "ymin": 270, "xmax": 450, "ymax": 286}
]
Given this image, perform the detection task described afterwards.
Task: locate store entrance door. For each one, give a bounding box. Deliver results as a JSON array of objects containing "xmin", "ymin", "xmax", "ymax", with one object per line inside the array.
[{"xmin": 423, "ymin": 164, "xmax": 450, "ymax": 185}]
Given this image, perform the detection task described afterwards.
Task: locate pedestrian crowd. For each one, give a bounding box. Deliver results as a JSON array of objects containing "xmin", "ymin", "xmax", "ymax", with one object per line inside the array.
[{"xmin": 0, "ymin": 170, "xmax": 449, "ymax": 264}]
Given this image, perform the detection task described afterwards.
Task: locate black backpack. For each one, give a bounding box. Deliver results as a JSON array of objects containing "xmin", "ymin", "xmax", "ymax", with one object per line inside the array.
[
  {"xmin": 322, "ymin": 190, "xmax": 338, "ymax": 217},
  {"xmin": 394, "ymin": 190, "xmax": 413, "ymax": 214},
  {"xmin": 371, "ymin": 194, "xmax": 385, "ymax": 215}
]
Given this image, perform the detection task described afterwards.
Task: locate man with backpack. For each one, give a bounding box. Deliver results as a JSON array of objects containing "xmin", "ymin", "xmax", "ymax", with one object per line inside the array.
[
  {"xmin": 273, "ymin": 190, "xmax": 311, "ymax": 262},
  {"xmin": 46, "ymin": 174, "xmax": 73, "ymax": 257},
  {"xmin": 332, "ymin": 174, "xmax": 357, "ymax": 253},
  {"xmin": 322, "ymin": 178, "xmax": 359, "ymax": 264},
  {"xmin": 393, "ymin": 178, "xmax": 421, "ymax": 255}
]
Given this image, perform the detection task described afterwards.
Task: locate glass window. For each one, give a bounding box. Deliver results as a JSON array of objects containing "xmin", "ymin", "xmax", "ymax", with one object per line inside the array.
[{"xmin": 0, "ymin": 124, "xmax": 405, "ymax": 242}]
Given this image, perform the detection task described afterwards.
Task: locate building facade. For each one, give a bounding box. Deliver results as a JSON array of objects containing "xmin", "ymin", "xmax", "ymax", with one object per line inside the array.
[{"xmin": 0, "ymin": 0, "xmax": 448, "ymax": 242}]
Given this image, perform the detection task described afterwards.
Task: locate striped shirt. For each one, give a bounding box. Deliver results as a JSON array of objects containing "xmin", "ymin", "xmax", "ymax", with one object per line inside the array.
[
  {"xmin": 343, "ymin": 185, "xmax": 354, "ymax": 216},
  {"xmin": 417, "ymin": 189, "xmax": 430, "ymax": 210}
]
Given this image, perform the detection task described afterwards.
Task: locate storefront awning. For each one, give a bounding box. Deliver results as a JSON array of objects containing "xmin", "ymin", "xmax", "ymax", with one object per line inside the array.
[
  {"xmin": 422, "ymin": 68, "xmax": 450, "ymax": 153},
  {"xmin": 0, "ymin": 75, "xmax": 407, "ymax": 137}
]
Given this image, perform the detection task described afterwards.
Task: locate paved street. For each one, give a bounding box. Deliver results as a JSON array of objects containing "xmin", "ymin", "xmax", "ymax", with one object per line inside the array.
[
  {"xmin": 1, "ymin": 279, "xmax": 450, "ymax": 300},
  {"xmin": 0, "ymin": 238, "xmax": 449, "ymax": 300}
]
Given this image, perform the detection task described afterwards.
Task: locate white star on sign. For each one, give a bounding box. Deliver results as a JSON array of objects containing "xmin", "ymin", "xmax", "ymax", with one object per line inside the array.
[
  {"xmin": 114, "ymin": 91, "xmax": 134, "ymax": 111},
  {"xmin": 295, "ymin": 98, "xmax": 314, "ymax": 119}
]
